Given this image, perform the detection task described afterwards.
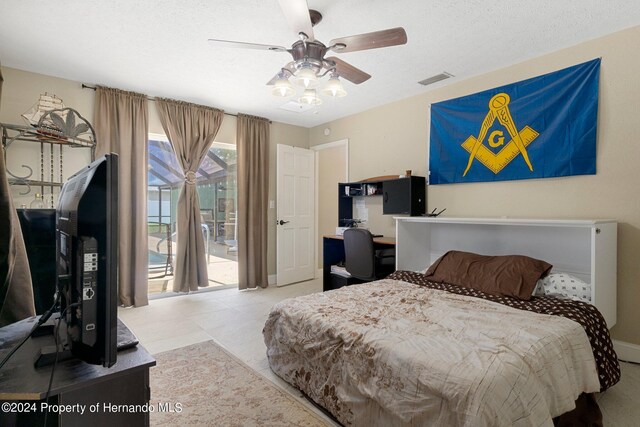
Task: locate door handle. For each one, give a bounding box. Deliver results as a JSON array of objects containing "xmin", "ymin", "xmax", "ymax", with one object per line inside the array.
[{"xmin": 278, "ymin": 220, "xmax": 290, "ymax": 225}]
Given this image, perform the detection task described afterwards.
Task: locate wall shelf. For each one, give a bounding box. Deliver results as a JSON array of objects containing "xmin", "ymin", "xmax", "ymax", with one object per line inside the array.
[
  {"xmin": 1, "ymin": 122, "xmax": 95, "ymax": 150},
  {"xmin": 338, "ymin": 180, "xmax": 384, "ymax": 227},
  {"xmin": 2, "ymin": 110, "xmax": 96, "ymax": 206}
]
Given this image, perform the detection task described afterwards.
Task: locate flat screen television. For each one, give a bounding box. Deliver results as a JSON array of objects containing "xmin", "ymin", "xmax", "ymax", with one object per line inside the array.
[{"xmin": 55, "ymin": 153, "xmax": 118, "ymax": 367}]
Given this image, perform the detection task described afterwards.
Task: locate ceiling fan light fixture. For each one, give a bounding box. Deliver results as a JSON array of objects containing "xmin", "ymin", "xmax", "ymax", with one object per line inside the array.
[
  {"xmin": 210, "ymin": 5, "xmax": 407, "ymax": 111},
  {"xmin": 321, "ymin": 75, "xmax": 347, "ymax": 98},
  {"xmin": 293, "ymin": 66, "xmax": 319, "ymax": 89},
  {"xmin": 299, "ymin": 89, "xmax": 323, "ymax": 105},
  {"xmin": 272, "ymin": 76, "xmax": 295, "ymax": 97}
]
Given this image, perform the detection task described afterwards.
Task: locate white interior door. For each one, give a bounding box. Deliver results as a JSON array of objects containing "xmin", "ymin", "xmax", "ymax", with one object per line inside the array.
[{"xmin": 277, "ymin": 144, "xmax": 315, "ymax": 286}]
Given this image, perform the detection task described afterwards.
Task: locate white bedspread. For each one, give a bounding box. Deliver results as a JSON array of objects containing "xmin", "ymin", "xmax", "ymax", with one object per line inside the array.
[{"xmin": 263, "ymin": 279, "xmax": 600, "ymax": 426}]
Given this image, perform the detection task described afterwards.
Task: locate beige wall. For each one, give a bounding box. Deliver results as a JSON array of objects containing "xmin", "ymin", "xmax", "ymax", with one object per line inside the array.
[
  {"xmin": 0, "ymin": 66, "xmax": 309, "ymax": 277},
  {"xmin": 309, "ymin": 25, "xmax": 640, "ymax": 345}
]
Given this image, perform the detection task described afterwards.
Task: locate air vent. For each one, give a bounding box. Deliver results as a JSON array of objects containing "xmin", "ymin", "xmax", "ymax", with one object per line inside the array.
[
  {"xmin": 279, "ymin": 101, "xmax": 316, "ymax": 113},
  {"xmin": 418, "ymin": 72, "xmax": 453, "ymax": 86}
]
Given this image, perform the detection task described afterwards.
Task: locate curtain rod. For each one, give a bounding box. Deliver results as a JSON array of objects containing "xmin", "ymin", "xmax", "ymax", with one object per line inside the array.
[{"xmin": 81, "ymin": 84, "xmax": 271, "ymax": 122}]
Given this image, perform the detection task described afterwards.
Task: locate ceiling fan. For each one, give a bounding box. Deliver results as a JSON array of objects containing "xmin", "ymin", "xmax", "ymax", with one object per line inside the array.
[{"xmin": 208, "ymin": 0, "xmax": 407, "ymax": 103}]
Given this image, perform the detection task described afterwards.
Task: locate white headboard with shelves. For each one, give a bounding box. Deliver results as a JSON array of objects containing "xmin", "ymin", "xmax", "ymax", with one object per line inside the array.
[{"xmin": 395, "ymin": 217, "xmax": 617, "ymax": 327}]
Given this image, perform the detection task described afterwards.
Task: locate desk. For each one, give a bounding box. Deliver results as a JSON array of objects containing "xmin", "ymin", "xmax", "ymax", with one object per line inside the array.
[
  {"xmin": 323, "ymin": 235, "xmax": 396, "ymax": 292},
  {"xmin": 0, "ymin": 316, "xmax": 156, "ymax": 426}
]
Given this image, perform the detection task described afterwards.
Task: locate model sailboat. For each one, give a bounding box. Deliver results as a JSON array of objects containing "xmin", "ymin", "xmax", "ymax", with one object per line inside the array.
[
  {"xmin": 21, "ymin": 93, "xmax": 68, "ymax": 128},
  {"xmin": 19, "ymin": 93, "xmax": 96, "ymax": 148}
]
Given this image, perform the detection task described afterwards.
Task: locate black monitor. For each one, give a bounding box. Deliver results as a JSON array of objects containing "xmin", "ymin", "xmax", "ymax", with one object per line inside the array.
[{"xmin": 55, "ymin": 153, "xmax": 118, "ymax": 367}]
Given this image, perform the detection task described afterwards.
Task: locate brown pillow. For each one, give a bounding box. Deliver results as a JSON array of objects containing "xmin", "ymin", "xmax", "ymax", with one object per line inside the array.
[{"xmin": 424, "ymin": 250, "xmax": 552, "ymax": 300}]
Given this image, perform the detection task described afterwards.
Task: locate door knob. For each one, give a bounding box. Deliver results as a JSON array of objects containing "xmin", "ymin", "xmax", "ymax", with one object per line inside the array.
[{"xmin": 278, "ymin": 220, "xmax": 290, "ymax": 225}]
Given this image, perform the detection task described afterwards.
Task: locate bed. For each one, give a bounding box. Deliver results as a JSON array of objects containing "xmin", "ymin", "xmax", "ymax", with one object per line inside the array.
[{"xmin": 263, "ymin": 235, "xmax": 620, "ymax": 426}]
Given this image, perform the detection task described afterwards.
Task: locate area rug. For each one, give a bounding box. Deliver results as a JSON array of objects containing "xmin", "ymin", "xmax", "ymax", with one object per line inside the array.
[{"xmin": 150, "ymin": 340, "xmax": 330, "ymax": 426}]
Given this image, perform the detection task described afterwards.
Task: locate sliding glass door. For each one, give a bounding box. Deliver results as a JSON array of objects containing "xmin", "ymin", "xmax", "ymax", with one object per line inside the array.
[
  {"xmin": 195, "ymin": 142, "xmax": 238, "ymax": 287},
  {"xmin": 146, "ymin": 135, "xmax": 237, "ymax": 295}
]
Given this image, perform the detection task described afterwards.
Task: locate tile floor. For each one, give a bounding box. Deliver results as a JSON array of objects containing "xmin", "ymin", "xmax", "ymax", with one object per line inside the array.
[
  {"xmin": 119, "ymin": 278, "xmax": 640, "ymax": 426},
  {"xmin": 119, "ymin": 278, "xmax": 339, "ymax": 425}
]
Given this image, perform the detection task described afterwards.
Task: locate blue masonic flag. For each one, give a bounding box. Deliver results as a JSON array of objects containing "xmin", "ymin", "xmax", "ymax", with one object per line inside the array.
[{"xmin": 429, "ymin": 58, "xmax": 600, "ymax": 184}]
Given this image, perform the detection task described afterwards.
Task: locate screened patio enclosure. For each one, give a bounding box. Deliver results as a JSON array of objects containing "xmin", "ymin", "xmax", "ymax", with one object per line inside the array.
[{"xmin": 147, "ymin": 137, "xmax": 238, "ymax": 295}]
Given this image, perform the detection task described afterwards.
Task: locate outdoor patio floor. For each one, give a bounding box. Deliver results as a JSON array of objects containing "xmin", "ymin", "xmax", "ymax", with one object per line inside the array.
[{"xmin": 148, "ymin": 241, "xmax": 238, "ymax": 296}]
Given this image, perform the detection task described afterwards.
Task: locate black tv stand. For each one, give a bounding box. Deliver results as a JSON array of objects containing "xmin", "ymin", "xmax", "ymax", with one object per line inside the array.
[
  {"xmin": 1, "ymin": 316, "xmax": 155, "ymax": 427},
  {"xmin": 32, "ymin": 316, "xmax": 140, "ymax": 368}
]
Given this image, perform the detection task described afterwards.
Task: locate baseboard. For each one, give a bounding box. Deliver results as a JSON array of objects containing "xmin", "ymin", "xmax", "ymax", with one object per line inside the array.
[
  {"xmin": 274, "ymin": 272, "xmax": 320, "ymax": 287},
  {"xmin": 613, "ymin": 339, "xmax": 640, "ymax": 364}
]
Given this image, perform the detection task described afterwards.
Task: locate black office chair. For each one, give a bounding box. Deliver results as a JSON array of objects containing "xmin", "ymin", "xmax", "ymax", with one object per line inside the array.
[{"xmin": 343, "ymin": 228, "xmax": 396, "ymax": 282}]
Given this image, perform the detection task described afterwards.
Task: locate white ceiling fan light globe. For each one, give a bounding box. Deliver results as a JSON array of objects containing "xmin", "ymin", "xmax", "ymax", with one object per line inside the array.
[
  {"xmin": 298, "ymin": 89, "xmax": 323, "ymax": 105},
  {"xmin": 272, "ymin": 76, "xmax": 295, "ymax": 97},
  {"xmin": 321, "ymin": 75, "xmax": 347, "ymax": 98},
  {"xmin": 293, "ymin": 66, "xmax": 320, "ymax": 88}
]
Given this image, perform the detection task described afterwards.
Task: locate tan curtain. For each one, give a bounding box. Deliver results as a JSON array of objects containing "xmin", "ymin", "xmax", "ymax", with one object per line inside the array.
[
  {"xmin": 0, "ymin": 62, "xmax": 36, "ymax": 325},
  {"xmin": 156, "ymin": 98, "xmax": 223, "ymax": 292},
  {"xmin": 94, "ymin": 86, "xmax": 149, "ymax": 307},
  {"xmin": 237, "ymin": 114, "xmax": 270, "ymax": 290}
]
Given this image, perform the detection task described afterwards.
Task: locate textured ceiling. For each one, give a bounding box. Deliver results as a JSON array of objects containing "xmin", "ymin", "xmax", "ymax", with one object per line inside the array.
[{"xmin": 1, "ymin": 1, "xmax": 640, "ymax": 128}]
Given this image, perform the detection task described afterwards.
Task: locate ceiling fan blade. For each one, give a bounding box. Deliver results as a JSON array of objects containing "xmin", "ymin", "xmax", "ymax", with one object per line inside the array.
[
  {"xmin": 329, "ymin": 27, "xmax": 407, "ymax": 53},
  {"xmin": 266, "ymin": 62, "xmax": 297, "ymax": 85},
  {"xmin": 325, "ymin": 57, "xmax": 371, "ymax": 84},
  {"xmin": 277, "ymin": 0, "xmax": 315, "ymax": 41},
  {"xmin": 208, "ymin": 39, "xmax": 288, "ymax": 52}
]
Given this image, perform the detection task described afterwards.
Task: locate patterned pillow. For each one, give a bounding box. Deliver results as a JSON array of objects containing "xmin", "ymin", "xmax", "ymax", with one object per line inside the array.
[{"xmin": 538, "ymin": 273, "xmax": 591, "ymax": 302}]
